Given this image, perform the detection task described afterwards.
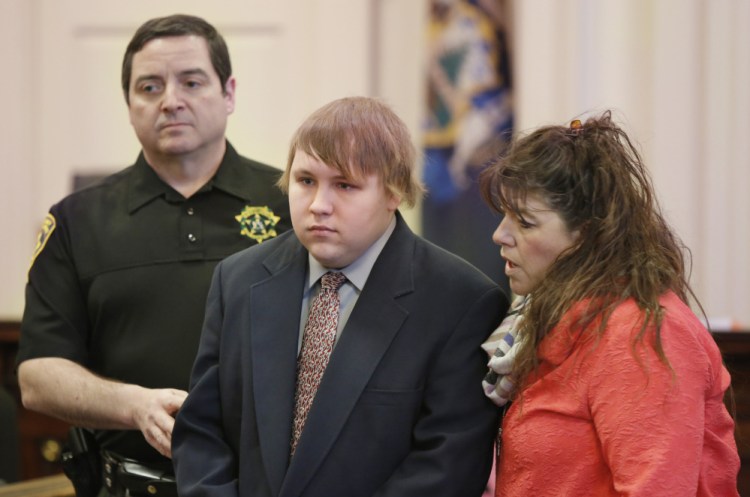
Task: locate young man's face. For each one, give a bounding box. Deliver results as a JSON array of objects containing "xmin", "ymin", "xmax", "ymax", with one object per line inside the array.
[
  {"xmin": 127, "ymin": 35, "xmax": 235, "ymax": 162},
  {"xmin": 288, "ymin": 150, "xmax": 401, "ymax": 269}
]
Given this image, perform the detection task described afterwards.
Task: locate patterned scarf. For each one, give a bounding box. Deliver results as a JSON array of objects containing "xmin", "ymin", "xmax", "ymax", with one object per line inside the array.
[{"xmin": 481, "ymin": 295, "xmax": 528, "ymax": 406}]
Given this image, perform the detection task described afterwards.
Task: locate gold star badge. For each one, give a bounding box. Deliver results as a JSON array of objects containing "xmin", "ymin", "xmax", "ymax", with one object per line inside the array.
[{"xmin": 235, "ymin": 205, "xmax": 281, "ymax": 243}]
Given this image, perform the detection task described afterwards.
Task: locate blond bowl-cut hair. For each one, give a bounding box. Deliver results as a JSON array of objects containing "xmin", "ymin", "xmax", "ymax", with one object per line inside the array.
[{"xmin": 277, "ymin": 96, "xmax": 425, "ymax": 208}]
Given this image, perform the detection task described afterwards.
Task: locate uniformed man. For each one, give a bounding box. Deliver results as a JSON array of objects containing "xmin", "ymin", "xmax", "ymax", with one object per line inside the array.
[{"xmin": 16, "ymin": 14, "xmax": 291, "ymax": 496}]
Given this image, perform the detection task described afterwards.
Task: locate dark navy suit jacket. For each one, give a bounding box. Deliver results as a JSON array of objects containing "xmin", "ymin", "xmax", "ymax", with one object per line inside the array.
[{"xmin": 172, "ymin": 213, "xmax": 508, "ymax": 497}]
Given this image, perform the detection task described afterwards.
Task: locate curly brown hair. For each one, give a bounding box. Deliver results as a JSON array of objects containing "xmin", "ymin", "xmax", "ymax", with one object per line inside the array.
[{"xmin": 480, "ymin": 111, "xmax": 695, "ymax": 391}]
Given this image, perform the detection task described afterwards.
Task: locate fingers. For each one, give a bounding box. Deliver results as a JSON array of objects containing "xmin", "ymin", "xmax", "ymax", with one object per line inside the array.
[
  {"xmin": 137, "ymin": 388, "xmax": 188, "ymax": 458},
  {"xmin": 144, "ymin": 419, "xmax": 174, "ymax": 458},
  {"xmin": 162, "ymin": 388, "xmax": 188, "ymax": 415}
]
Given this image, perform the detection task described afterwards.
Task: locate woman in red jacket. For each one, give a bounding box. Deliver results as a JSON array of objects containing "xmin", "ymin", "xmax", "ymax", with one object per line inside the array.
[{"xmin": 480, "ymin": 112, "xmax": 740, "ymax": 496}]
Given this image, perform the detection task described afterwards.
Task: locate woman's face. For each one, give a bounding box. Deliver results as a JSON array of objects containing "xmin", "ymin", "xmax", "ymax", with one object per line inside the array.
[{"xmin": 492, "ymin": 192, "xmax": 580, "ymax": 296}]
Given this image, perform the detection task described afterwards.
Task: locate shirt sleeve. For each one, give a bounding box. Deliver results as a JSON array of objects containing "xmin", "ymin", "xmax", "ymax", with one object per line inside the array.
[
  {"xmin": 17, "ymin": 206, "xmax": 90, "ymax": 366},
  {"xmin": 586, "ymin": 308, "xmax": 718, "ymax": 495}
]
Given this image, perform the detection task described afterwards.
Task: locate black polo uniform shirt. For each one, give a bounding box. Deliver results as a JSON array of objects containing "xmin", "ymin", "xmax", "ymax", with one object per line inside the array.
[{"xmin": 18, "ymin": 142, "xmax": 291, "ymax": 463}]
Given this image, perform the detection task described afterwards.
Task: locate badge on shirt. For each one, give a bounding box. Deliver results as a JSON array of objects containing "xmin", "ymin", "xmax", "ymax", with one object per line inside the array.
[
  {"xmin": 30, "ymin": 213, "xmax": 56, "ymax": 269},
  {"xmin": 235, "ymin": 205, "xmax": 281, "ymax": 243}
]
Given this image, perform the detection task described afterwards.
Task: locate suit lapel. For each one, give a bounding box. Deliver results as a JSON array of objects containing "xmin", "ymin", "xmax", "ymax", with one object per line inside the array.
[
  {"xmin": 250, "ymin": 237, "xmax": 307, "ymax": 497},
  {"xmin": 280, "ymin": 215, "xmax": 416, "ymax": 497}
]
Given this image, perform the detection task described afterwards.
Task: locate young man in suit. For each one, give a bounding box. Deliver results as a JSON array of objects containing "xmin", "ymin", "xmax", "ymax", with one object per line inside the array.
[{"xmin": 172, "ymin": 96, "xmax": 509, "ymax": 497}]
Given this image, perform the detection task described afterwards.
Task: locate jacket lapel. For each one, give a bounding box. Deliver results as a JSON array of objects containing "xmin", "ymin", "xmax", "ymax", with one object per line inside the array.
[
  {"xmin": 250, "ymin": 237, "xmax": 307, "ymax": 497},
  {"xmin": 280, "ymin": 214, "xmax": 416, "ymax": 497}
]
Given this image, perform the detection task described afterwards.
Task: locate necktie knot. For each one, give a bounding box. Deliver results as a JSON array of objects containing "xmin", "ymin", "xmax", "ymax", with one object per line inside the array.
[{"xmin": 320, "ymin": 271, "xmax": 347, "ymax": 292}]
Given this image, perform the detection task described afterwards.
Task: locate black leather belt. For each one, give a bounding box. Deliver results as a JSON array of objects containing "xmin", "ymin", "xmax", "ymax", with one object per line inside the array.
[{"xmin": 101, "ymin": 451, "xmax": 177, "ymax": 497}]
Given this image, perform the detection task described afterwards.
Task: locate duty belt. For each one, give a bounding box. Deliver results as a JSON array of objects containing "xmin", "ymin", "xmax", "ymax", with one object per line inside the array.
[{"xmin": 101, "ymin": 451, "xmax": 177, "ymax": 497}]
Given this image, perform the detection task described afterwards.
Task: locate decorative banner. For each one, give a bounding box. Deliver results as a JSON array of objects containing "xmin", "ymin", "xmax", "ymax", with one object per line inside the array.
[{"xmin": 422, "ymin": 0, "xmax": 512, "ymax": 294}]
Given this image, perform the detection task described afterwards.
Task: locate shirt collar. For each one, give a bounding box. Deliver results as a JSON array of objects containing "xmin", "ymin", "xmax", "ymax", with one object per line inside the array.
[
  {"xmin": 126, "ymin": 141, "xmax": 251, "ymax": 213},
  {"xmin": 306, "ymin": 215, "xmax": 397, "ymax": 292},
  {"xmin": 126, "ymin": 153, "xmax": 173, "ymax": 213},
  {"xmin": 209, "ymin": 142, "xmax": 258, "ymax": 200}
]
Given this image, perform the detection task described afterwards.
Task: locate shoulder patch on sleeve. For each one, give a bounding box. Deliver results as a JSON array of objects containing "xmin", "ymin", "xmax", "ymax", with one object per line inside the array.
[{"xmin": 30, "ymin": 213, "xmax": 57, "ymax": 270}]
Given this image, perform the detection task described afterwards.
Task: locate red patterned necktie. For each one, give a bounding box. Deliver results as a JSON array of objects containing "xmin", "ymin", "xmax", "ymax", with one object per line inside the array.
[{"xmin": 291, "ymin": 271, "xmax": 347, "ymax": 455}]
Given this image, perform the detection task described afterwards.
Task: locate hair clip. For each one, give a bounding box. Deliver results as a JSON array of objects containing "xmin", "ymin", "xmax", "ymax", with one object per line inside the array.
[{"xmin": 566, "ymin": 119, "xmax": 584, "ymax": 137}]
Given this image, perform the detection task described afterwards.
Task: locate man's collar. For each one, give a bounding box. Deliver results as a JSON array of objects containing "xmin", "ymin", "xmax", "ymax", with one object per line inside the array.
[
  {"xmin": 306, "ymin": 215, "xmax": 397, "ymax": 292},
  {"xmin": 126, "ymin": 153, "xmax": 174, "ymax": 213},
  {"xmin": 205, "ymin": 142, "xmax": 255, "ymax": 200},
  {"xmin": 126, "ymin": 141, "xmax": 248, "ymax": 213}
]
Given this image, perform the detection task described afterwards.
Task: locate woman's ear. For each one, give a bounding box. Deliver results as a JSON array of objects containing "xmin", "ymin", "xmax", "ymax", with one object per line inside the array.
[{"xmin": 571, "ymin": 219, "xmax": 590, "ymax": 244}]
